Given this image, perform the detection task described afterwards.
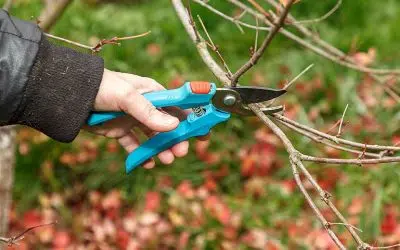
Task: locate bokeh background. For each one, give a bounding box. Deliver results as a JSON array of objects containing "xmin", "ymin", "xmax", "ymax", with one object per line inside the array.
[{"xmin": 1, "ymin": 0, "xmax": 399, "ymax": 249}]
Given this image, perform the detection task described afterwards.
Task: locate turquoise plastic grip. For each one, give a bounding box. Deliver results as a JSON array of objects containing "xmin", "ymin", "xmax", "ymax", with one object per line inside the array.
[
  {"xmin": 86, "ymin": 82, "xmax": 216, "ymax": 126},
  {"xmin": 125, "ymin": 104, "xmax": 230, "ymax": 173}
]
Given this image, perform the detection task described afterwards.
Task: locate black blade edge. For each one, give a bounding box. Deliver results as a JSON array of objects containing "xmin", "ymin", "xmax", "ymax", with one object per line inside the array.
[{"xmin": 229, "ymin": 86, "xmax": 287, "ymax": 104}]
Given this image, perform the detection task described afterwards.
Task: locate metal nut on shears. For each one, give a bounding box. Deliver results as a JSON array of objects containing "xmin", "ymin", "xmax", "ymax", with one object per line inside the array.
[{"xmin": 223, "ymin": 95, "xmax": 236, "ymax": 106}]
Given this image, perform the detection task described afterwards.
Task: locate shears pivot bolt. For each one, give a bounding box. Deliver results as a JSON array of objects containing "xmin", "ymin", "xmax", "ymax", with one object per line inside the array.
[{"xmin": 223, "ymin": 95, "xmax": 236, "ymax": 106}]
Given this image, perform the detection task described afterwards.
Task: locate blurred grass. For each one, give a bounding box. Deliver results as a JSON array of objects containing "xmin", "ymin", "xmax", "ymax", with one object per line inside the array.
[{"xmin": 2, "ymin": 0, "xmax": 400, "ymax": 246}]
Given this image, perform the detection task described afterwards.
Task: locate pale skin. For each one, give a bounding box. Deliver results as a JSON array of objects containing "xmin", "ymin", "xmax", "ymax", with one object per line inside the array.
[{"xmin": 84, "ymin": 69, "xmax": 192, "ymax": 169}]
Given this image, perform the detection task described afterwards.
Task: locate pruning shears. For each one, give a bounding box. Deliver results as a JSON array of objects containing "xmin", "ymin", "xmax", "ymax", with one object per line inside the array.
[{"xmin": 87, "ymin": 81, "xmax": 286, "ymax": 173}]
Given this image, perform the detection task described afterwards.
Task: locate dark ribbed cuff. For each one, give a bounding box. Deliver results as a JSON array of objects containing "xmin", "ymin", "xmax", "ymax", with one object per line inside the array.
[{"xmin": 10, "ymin": 36, "xmax": 104, "ymax": 142}]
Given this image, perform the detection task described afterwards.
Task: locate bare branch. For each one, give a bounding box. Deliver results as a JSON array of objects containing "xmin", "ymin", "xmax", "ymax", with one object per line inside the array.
[
  {"xmin": 2, "ymin": 0, "xmax": 13, "ymax": 12},
  {"xmin": 300, "ymin": 154, "xmax": 400, "ymax": 165},
  {"xmin": 293, "ymin": 160, "xmax": 365, "ymax": 246},
  {"xmin": 250, "ymin": 104, "xmax": 353, "ymax": 247},
  {"xmin": 231, "ymin": 0, "xmax": 400, "ymax": 76},
  {"xmin": 197, "ymin": 15, "xmax": 232, "ymax": 76},
  {"xmin": 45, "ymin": 31, "xmax": 151, "ymax": 53},
  {"xmin": 38, "ymin": 0, "xmax": 73, "ymax": 32},
  {"xmin": 289, "ymin": 157, "xmax": 346, "ymax": 249},
  {"xmin": 336, "ymin": 104, "xmax": 349, "ymax": 137},
  {"xmin": 254, "ymin": 16, "xmax": 259, "ymax": 51},
  {"xmin": 173, "ymin": 0, "xmax": 231, "ymax": 85},
  {"xmin": 278, "ymin": 119, "xmax": 381, "ymax": 158},
  {"xmin": 247, "ymin": 0, "xmax": 270, "ymax": 18},
  {"xmin": 193, "ymin": 0, "xmax": 271, "ymax": 32},
  {"xmin": 173, "ymin": 1, "xmax": 400, "ymax": 249},
  {"xmin": 0, "ymin": 222, "xmax": 56, "ymax": 246},
  {"xmin": 267, "ymin": 63, "xmax": 314, "ymax": 107},
  {"xmin": 290, "ymin": 0, "xmax": 342, "ymax": 24},
  {"xmin": 370, "ymin": 243, "xmax": 400, "ymax": 249},
  {"xmin": 284, "ymin": 64, "xmax": 314, "ymax": 90},
  {"xmin": 230, "ymin": 0, "xmax": 296, "ymax": 85},
  {"xmin": 274, "ymin": 114, "xmax": 400, "ymax": 152},
  {"xmin": 327, "ymin": 222, "xmax": 363, "ymax": 233},
  {"xmin": 44, "ymin": 33, "xmax": 93, "ymax": 50},
  {"xmin": 263, "ymin": 0, "xmax": 400, "ymax": 102}
]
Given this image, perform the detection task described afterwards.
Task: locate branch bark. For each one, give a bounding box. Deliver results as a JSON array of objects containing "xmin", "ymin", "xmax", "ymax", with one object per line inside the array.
[
  {"xmin": 0, "ymin": 127, "xmax": 15, "ymax": 250},
  {"xmin": 38, "ymin": 0, "xmax": 73, "ymax": 32},
  {"xmin": 2, "ymin": 0, "xmax": 13, "ymax": 11},
  {"xmin": 230, "ymin": 0, "xmax": 295, "ymax": 85}
]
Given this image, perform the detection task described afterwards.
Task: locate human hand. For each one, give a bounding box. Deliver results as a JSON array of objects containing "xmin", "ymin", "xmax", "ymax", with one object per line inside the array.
[{"xmin": 84, "ymin": 69, "xmax": 189, "ymax": 169}]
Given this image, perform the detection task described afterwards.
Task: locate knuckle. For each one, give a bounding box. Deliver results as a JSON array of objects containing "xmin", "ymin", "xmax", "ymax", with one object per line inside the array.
[
  {"xmin": 119, "ymin": 84, "xmax": 135, "ymax": 100},
  {"xmin": 118, "ymin": 87, "xmax": 137, "ymax": 110},
  {"xmin": 144, "ymin": 77, "xmax": 164, "ymax": 90},
  {"xmin": 142, "ymin": 102, "xmax": 158, "ymax": 120}
]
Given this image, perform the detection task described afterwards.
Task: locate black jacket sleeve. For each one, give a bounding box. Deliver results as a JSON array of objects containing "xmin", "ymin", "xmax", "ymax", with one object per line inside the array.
[{"xmin": 0, "ymin": 10, "xmax": 104, "ymax": 142}]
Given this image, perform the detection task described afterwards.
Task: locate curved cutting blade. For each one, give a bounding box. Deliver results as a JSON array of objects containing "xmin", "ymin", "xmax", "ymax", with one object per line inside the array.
[{"xmin": 229, "ymin": 86, "xmax": 286, "ymax": 104}]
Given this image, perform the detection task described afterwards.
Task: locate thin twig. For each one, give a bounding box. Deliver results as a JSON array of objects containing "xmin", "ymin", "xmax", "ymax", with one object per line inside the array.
[
  {"xmin": 291, "ymin": 0, "xmax": 342, "ymax": 24},
  {"xmin": 45, "ymin": 31, "xmax": 151, "ymax": 53},
  {"xmin": 293, "ymin": 159, "xmax": 365, "ymax": 246},
  {"xmin": 186, "ymin": 0, "xmax": 201, "ymax": 42},
  {"xmin": 263, "ymin": 0, "xmax": 400, "ymax": 102},
  {"xmin": 358, "ymin": 144, "xmax": 368, "ymax": 160},
  {"xmin": 44, "ymin": 33, "xmax": 93, "ymax": 50},
  {"xmin": 289, "ymin": 158, "xmax": 346, "ymax": 249},
  {"xmin": 114, "ymin": 32, "xmax": 152, "ymax": 41},
  {"xmin": 251, "ymin": 105, "xmax": 349, "ymax": 248},
  {"xmin": 0, "ymin": 222, "xmax": 57, "ymax": 246},
  {"xmin": 268, "ymin": 63, "xmax": 313, "ymax": 107},
  {"xmin": 300, "ymin": 154, "xmax": 400, "ymax": 165},
  {"xmin": 279, "ymin": 119, "xmax": 381, "ymax": 158},
  {"xmin": 325, "ymin": 119, "xmax": 342, "ymax": 136},
  {"xmin": 247, "ymin": 0, "xmax": 270, "ymax": 17},
  {"xmin": 370, "ymin": 243, "xmax": 400, "ymax": 249},
  {"xmin": 274, "ymin": 114, "xmax": 400, "ymax": 152},
  {"xmin": 197, "ymin": 16, "xmax": 232, "ymax": 77},
  {"xmin": 336, "ymin": 104, "xmax": 349, "ymax": 137},
  {"xmin": 172, "ymin": 0, "xmax": 231, "ymax": 85},
  {"xmin": 230, "ymin": 0, "xmax": 400, "ymax": 76},
  {"xmin": 254, "ymin": 17, "xmax": 259, "ymax": 52},
  {"xmin": 327, "ymin": 222, "xmax": 363, "ymax": 233},
  {"xmin": 193, "ymin": 0, "xmax": 271, "ymax": 32},
  {"xmin": 231, "ymin": 0, "xmax": 296, "ymax": 85},
  {"xmin": 284, "ymin": 64, "xmax": 314, "ymax": 90},
  {"xmin": 91, "ymin": 32, "xmax": 151, "ymax": 52}
]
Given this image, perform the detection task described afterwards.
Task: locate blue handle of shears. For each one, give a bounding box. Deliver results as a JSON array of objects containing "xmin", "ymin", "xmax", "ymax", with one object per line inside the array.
[
  {"xmin": 86, "ymin": 82, "xmax": 231, "ymax": 173},
  {"xmin": 87, "ymin": 82, "xmax": 215, "ymax": 126},
  {"xmin": 125, "ymin": 104, "xmax": 230, "ymax": 173}
]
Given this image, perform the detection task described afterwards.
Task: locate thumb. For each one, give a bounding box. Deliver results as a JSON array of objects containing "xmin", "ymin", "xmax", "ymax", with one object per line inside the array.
[{"xmin": 120, "ymin": 89, "xmax": 179, "ymax": 132}]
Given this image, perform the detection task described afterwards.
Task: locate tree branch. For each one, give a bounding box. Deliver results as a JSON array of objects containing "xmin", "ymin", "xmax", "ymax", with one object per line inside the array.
[
  {"xmin": 44, "ymin": 31, "xmax": 151, "ymax": 53},
  {"xmin": 289, "ymin": 0, "xmax": 342, "ymax": 24},
  {"xmin": 300, "ymin": 154, "xmax": 400, "ymax": 165},
  {"xmin": 173, "ymin": 0, "xmax": 231, "ymax": 85},
  {"xmin": 278, "ymin": 119, "xmax": 382, "ymax": 158},
  {"xmin": 38, "ymin": 0, "xmax": 73, "ymax": 32},
  {"xmin": 230, "ymin": 0, "xmax": 295, "ymax": 85},
  {"xmin": 2, "ymin": 0, "xmax": 13, "ymax": 12},
  {"xmin": 274, "ymin": 114, "xmax": 400, "ymax": 152},
  {"xmin": 193, "ymin": 0, "xmax": 271, "ymax": 32},
  {"xmin": 0, "ymin": 222, "xmax": 56, "ymax": 246},
  {"xmin": 173, "ymin": 1, "xmax": 400, "ymax": 249}
]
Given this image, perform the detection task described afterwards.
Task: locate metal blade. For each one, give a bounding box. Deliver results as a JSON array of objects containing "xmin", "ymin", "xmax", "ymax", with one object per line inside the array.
[{"xmin": 229, "ymin": 86, "xmax": 286, "ymax": 104}]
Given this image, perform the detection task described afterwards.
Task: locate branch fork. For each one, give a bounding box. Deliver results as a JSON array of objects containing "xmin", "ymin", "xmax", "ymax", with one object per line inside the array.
[{"xmin": 173, "ymin": 0, "xmax": 400, "ymax": 248}]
